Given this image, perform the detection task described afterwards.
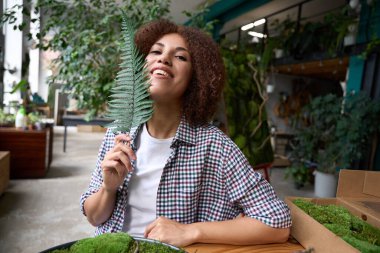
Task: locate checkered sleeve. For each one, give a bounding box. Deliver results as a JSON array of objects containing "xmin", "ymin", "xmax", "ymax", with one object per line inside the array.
[
  {"xmin": 224, "ymin": 142, "xmax": 292, "ymax": 228},
  {"xmin": 79, "ymin": 128, "xmax": 116, "ymax": 216}
]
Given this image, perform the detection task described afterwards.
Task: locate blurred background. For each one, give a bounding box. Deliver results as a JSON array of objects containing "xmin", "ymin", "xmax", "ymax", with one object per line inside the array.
[{"xmin": 0, "ymin": 0, "xmax": 379, "ymax": 252}]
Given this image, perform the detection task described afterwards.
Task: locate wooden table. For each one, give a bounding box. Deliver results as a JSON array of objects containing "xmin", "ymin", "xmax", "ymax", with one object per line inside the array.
[
  {"xmin": 62, "ymin": 115, "xmax": 111, "ymax": 152},
  {"xmin": 185, "ymin": 239, "xmax": 304, "ymax": 252}
]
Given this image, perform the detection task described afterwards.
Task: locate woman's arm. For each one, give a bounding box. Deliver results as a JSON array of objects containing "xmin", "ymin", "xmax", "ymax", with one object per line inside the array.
[
  {"xmin": 144, "ymin": 216, "xmax": 290, "ymax": 247},
  {"xmin": 84, "ymin": 134, "xmax": 135, "ymax": 226},
  {"xmin": 83, "ymin": 186, "xmax": 118, "ymax": 226}
]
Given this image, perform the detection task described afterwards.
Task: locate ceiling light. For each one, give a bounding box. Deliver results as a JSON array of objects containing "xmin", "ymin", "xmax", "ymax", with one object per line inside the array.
[
  {"xmin": 248, "ymin": 31, "xmax": 267, "ymax": 38},
  {"xmin": 241, "ymin": 23, "xmax": 254, "ymax": 31},
  {"xmin": 253, "ymin": 18, "xmax": 266, "ymax": 26}
]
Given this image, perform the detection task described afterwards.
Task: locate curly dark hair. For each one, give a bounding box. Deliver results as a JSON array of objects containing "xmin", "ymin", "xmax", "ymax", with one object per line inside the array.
[{"xmin": 134, "ymin": 19, "xmax": 225, "ymax": 126}]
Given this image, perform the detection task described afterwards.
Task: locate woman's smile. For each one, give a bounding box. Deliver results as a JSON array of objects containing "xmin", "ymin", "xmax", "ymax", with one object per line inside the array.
[{"xmin": 150, "ymin": 66, "xmax": 174, "ymax": 79}]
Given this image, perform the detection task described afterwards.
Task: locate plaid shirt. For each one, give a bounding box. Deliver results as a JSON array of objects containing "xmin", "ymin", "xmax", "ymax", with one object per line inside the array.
[{"xmin": 80, "ymin": 118, "xmax": 291, "ymax": 235}]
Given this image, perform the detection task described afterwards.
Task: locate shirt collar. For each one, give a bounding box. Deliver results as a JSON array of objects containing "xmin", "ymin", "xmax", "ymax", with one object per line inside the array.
[
  {"xmin": 129, "ymin": 124, "xmax": 143, "ymax": 151},
  {"xmin": 173, "ymin": 116, "xmax": 197, "ymax": 146},
  {"xmin": 129, "ymin": 117, "xmax": 197, "ymax": 148}
]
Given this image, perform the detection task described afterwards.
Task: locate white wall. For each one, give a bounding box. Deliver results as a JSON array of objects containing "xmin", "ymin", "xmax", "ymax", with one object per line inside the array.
[{"xmin": 3, "ymin": 0, "xmax": 23, "ymax": 107}]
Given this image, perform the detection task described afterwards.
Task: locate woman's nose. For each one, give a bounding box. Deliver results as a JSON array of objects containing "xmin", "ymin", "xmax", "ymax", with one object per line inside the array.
[{"xmin": 158, "ymin": 53, "xmax": 172, "ymax": 66}]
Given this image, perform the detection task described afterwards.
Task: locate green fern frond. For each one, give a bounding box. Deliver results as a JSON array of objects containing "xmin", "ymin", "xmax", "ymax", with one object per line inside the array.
[{"xmin": 106, "ymin": 13, "xmax": 153, "ymax": 133}]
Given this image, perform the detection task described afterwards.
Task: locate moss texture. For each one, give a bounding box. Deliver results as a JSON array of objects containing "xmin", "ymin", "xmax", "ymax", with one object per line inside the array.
[
  {"xmin": 50, "ymin": 232, "xmax": 185, "ymax": 253},
  {"xmin": 293, "ymin": 199, "xmax": 380, "ymax": 253}
]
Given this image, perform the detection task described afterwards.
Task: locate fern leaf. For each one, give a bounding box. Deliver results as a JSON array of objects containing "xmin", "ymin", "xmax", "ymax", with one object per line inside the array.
[{"xmin": 106, "ymin": 14, "xmax": 153, "ymax": 133}]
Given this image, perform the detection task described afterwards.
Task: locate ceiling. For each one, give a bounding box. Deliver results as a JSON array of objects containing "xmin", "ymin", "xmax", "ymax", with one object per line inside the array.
[
  {"xmin": 170, "ymin": 0, "xmax": 347, "ymax": 36},
  {"xmin": 221, "ymin": 0, "xmax": 346, "ymax": 36},
  {"xmin": 169, "ymin": 0, "xmax": 206, "ymax": 24}
]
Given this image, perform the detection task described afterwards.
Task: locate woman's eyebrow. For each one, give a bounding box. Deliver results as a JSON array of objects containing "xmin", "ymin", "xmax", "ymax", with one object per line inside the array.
[{"xmin": 154, "ymin": 42, "xmax": 189, "ymax": 52}]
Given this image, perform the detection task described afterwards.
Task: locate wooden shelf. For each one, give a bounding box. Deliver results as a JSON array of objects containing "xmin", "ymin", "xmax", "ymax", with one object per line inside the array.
[{"xmin": 273, "ymin": 57, "xmax": 349, "ymax": 81}]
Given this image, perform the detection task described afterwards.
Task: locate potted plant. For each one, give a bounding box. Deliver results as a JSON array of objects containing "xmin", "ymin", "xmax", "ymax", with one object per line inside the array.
[
  {"xmin": 289, "ymin": 92, "xmax": 380, "ymax": 197},
  {"xmin": 323, "ymin": 6, "xmax": 359, "ymax": 54}
]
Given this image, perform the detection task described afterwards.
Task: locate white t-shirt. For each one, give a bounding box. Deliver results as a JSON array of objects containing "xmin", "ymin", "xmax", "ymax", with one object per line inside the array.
[{"xmin": 123, "ymin": 124, "xmax": 173, "ymax": 236}]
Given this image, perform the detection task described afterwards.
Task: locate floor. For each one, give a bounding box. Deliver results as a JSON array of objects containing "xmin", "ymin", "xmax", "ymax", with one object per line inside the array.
[{"xmin": 0, "ymin": 127, "xmax": 315, "ymax": 253}]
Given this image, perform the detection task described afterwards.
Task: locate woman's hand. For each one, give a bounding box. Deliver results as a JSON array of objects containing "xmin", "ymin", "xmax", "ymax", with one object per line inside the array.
[
  {"xmin": 144, "ymin": 217, "xmax": 197, "ymax": 247},
  {"xmin": 101, "ymin": 134, "xmax": 136, "ymax": 192}
]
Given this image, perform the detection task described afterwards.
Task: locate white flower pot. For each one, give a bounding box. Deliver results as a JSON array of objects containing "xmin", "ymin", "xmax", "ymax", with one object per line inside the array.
[
  {"xmin": 266, "ymin": 84, "xmax": 275, "ymax": 93},
  {"xmin": 274, "ymin": 49, "xmax": 284, "ymax": 59},
  {"xmin": 344, "ymin": 34, "xmax": 356, "ymax": 46},
  {"xmin": 349, "ymin": 0, "xmax": 359, "ymax": 9},
  {"xmin": 314, "ymin": 170, "xmax": 338, "ymax": 197}
]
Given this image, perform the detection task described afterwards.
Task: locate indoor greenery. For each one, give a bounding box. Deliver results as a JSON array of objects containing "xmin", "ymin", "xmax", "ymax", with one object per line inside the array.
[
  {"xmin": 284, "ymin": 163, "xmax": 313, "ymax": 189},
  {"xmin": 106, "ymin": 14, "xmax": 152, "ymax": 133},
  {"xmin": 266, "ymin": 4, "xmax": 358, "ymax": 60},
  {"xmin": 289, "ymin": 92, "xmax": 380, "ymax": 175},
  {"xmin": 1, "ymin": 0, "xmax": 170, "ymax": 119},
  {"xmin": 221, "ymin": 44, "xmax": 274, "ymax": 166},
  {"xmin": 0, "ymin": 108, "xmax": 15, "ymax": 127},
  {"xmin": 293, "ymin": 199, "xmax": 380, "ymax": 253},
  {"xmin": 182, "ymin": 5, "xmax": 274, "ymax": 166}
]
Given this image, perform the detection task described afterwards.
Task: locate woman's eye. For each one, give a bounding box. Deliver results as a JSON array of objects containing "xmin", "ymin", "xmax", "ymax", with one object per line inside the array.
[
  {"xmin": 176, "ymin": 55, "xmax": 187, "ymax": 61},
  {"xmin": 150, "ymin": 50, "xmax": 161, "ymax": 55}
]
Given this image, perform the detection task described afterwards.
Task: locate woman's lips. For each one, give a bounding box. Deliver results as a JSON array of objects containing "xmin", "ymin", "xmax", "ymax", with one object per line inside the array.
[{"xmin": 150, "ymin": 66, "xmax": 174, "ymax": 78}]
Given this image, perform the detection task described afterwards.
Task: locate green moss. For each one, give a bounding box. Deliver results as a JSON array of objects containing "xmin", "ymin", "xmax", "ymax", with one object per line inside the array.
[
  {"xmin": 139, "ymin": 241, "xmax": 186, "ymax": 253},
  {"xmin": 70, "ymin": 233, "xmax": 135, "ymax": 253},
  {"xmin": 293, "ymin": 199, "xmax": 380, "ymax": 252},
  {"xmin": 48, "ymin": 233, "xmax": 185, "ymax": 253}
]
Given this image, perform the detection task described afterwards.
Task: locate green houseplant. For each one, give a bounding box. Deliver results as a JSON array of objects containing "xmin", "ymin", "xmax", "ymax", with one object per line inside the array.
[{"xmin": 288, "ymin": 92, "xmax": 380, "ymax": 195}]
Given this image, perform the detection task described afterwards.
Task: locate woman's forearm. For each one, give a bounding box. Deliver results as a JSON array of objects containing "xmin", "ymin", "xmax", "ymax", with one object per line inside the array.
[
  {"xmin": 83, "ymin": 186, "xmax": 117, "ymax": 226},
  {"xmin": 190, "ymin": 216, "xmax": 290, "ymax": 245}
]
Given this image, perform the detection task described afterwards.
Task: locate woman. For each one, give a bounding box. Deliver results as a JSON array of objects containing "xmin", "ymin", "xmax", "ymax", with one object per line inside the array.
[{"xmin": 80, "ymin": 19, "xmax": 291, "ymax": 247}]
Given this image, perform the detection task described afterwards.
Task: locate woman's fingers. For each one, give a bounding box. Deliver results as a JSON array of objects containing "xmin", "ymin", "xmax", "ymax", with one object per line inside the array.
[
  {"xmin": 144, "ymin": 217, "xmax": 159, "ymax": 238},
  {"xmin": 115, "ymin": 134, "xmax": 132, "ymax": 145},
  {"xmin": 102, "ymin": 159, "xmax": 127, "ymax": 178},
  {"xmin": 105, "ymin": 149, "xmax": 134, "ymax": 172}
]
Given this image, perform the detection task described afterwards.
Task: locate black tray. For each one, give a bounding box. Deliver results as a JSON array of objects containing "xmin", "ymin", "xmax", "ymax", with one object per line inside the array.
[{"xmin": 40, "ymin": 236, "xmax": 184, "ymax": 252}]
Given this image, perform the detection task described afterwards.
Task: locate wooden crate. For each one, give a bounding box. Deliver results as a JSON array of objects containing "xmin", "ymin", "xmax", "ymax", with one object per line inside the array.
[{"xmin": 0, "ymin": 151, "xmax": 10, "ymax": 195}]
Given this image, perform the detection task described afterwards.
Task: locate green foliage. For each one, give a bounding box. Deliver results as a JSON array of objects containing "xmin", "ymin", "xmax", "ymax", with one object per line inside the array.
[
  {"xmin": 284, "ymin": 163, "xmax": 312, "ymax": 189},
  {"xmin": 221, "ymin": 45, "xmax": 273, "ymax": 166},
  {"xmin": 1, "ymin": 0, "xmax": 170, "ymax": 119},
  {"xmin": 267, "ymin": 5, "xmax": 358, "ymax": 59},
  {"xmin": 0, "ymin": 108, "xmax": 15, "ymax": 127},
  {"xmin": 50, "ymin": 232, "xmax": 185, "ymax": 253},
  {"xmin": 293, "ymin": 199, "xmax": 380, "ymax": 253},
  {"xmin": 323, "ymin": 6, "xmax": 358, "ymax": 54},
  {"xmin": 105, "ymin": 15, "xmax": 152, "ymax": 133},
  {"xmin": 182, "ymin": 2, "xmax": 218, "ymax": 36},
  {"xmin": 290, "ymin": 92, "xmax": 380, "ymax": 174},
  {"xmin": 360, "ymin": 38, "xmax": 380, "ymax": 59}
]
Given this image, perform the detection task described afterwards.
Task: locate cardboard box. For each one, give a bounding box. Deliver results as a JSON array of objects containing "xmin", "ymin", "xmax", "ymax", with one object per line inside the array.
[
  {"xmin": 285, "ymin": 169, "xmax": 380, "ymax": 253},
  {"xmin": 0, "ymin": 151, "xmax": 10, "ymax": 195}
]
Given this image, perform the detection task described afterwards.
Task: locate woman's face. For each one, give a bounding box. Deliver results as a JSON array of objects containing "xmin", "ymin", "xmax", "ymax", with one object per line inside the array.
[{"xmin": 146, "ymin": 33, "xmax": 192, "ymax": 104}]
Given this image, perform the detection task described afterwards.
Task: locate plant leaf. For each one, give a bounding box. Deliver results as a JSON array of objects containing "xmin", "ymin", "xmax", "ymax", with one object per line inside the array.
[{"xmin": 106, "ymin": 13, "xmax": 153, "ymax": 133}]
